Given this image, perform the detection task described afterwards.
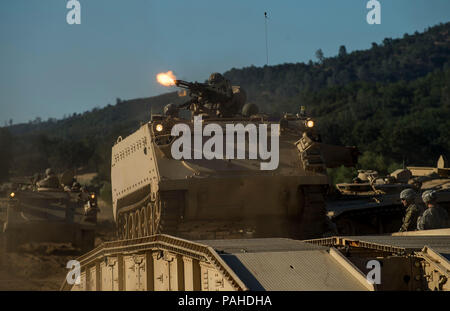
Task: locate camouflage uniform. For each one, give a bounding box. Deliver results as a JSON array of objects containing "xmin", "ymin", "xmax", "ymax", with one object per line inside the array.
[
  {"xmin": 399, "ymin": 203, "xmax": 421, "ymax": 232},
  {"xmin": 205, "ymin": 73, "xmax": 245, "ymax": 117},
  {"xmin": 399, "ymin": 188, "xmax": 421, "ymax": 232},
  {"xmin": 417, "ymin": 205, "xmax": 449, "ymax": 230}
]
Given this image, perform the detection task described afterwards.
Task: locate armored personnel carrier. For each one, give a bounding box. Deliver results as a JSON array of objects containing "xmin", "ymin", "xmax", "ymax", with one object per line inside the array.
[
  {"xmin": 2, "ymin": 171, "xmax": 99, "ymax": 251},
  {"xmin": 111, "ymin": 72, "xmax": 357, "ymax": 241},
  {"xmin": 328, "ymin": 156, "xmax": 450, "ymax": 235}
]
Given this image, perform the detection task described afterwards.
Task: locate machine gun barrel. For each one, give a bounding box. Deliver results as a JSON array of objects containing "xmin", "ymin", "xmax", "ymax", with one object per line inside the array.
[
  {"xmin": 174, "ymin": 79, "xmax": 229, "ymax": 104},
  {"xmin": 174, "ymin": 80, "xmax": 208, "ymax": 90},
  {"xmin": 174, "ymin": 80, "xmax": 191, "ymax": 89}
]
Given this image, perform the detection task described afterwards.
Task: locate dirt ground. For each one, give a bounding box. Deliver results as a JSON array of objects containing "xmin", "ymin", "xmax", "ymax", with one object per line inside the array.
[{"xmin": 0, "ymin": 199, "xmax": 115, "ymax": 291}]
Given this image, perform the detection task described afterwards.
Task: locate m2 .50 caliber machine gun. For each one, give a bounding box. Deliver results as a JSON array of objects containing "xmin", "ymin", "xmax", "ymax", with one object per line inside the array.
[{"xmin": 173, "ymin": 77, "xmax": 244, "ymax": 117}]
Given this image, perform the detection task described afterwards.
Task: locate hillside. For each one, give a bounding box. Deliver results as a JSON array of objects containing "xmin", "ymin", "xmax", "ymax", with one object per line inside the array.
[
  {"xmin": 224, "ymin": 22, "xmax": 450, "ymax": 114},
  {"xmin": 1, "ymin": 22, "xmax": 449, "ymax": 185}
]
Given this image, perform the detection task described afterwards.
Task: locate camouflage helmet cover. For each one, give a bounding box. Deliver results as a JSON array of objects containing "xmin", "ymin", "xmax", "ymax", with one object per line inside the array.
[
  {"xmin": 208, "ymin": 72, "xmax": 225, "ymax": 84},
  {"xmin": 45, "ymin": 168, "xmax": 54, "ymax": 176},
  {"xmin": 422, "ymin": 190, "xmax": 437, "ymax": 204},
  {"xmin": 242, "ymin": 103, "xmax": 259, "ymax": 117},
  {"xmin": 163, "ymin": 103, "xmax": 177, "ymax": 116},
  {"xmin": 400, "ymin": 188, "xmax": 415, "ymax": 202}
]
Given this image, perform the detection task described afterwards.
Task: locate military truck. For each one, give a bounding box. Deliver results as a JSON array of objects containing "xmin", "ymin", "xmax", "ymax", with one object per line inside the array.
[
  {"xmin": 111, "ymin": 72, "xmax": 358, "ymax": 241},
  {"xmin": 328, "ymin": 156, "xmax": 450, "ymax": 235},
  {"xmin": 2, "ymin": 171, "xmax": 99, "ymax": 251}
]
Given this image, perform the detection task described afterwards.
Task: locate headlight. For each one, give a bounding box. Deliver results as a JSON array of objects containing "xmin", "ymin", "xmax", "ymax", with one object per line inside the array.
[
  {"xmin": 91, "ymin": 194, "xmax": 95, "ymax": 199},
  {"xmin": 10, "ymin": 192, "xmax": 15, "ymax": 198},
  {"xmin": 155, "ymin": 124, "xmax": 163, "ymax": 132},
  {"xmin": 306, "ymin": 120, "xmax": 314, "ymax": 128}
]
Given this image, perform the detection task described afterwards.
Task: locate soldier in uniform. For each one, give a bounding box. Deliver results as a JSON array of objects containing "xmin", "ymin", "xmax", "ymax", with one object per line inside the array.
[
  {"xmin": 242, "ymin": 103, "xmax": 259, "ymax": 117},
  {"xmin": 163, "ymin": 103, "xmax": 178, "ymax": 118},
  {"xmin": 417, "ymin": 190, "xmax": 449, "ymax": 230},
  {"xmin": 37, "ymin": 168, "xmax": 60, "ymax": 189},
  {"xmin": 71, "ymin": 181, "xmax": 81, "ymax": 192},
  {"xmin": 398, "ymin": 188, "xmax": 422, "ymax": 232},
  {"xmin": 204, "ymin": 73, "xmax": 246, "ymax": 117}
]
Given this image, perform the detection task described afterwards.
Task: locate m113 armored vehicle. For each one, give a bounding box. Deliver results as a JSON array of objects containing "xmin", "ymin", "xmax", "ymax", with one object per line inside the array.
[
  {"xmin": 2, "ymin": 170, "xmax": 99, "ymax": 251},
  {"xmin": 111, "ymin": 72, "xmax": 358, "ymax": 241}
]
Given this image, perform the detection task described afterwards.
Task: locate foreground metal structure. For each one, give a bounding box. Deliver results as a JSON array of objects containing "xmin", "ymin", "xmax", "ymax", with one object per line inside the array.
[
  {"xmin": 305, "ymin": 229, "xmax": 450, "ymax": 291},
  {"xmin": 61, "ymin": 230, "xmax": 450, "ymax": 291}
]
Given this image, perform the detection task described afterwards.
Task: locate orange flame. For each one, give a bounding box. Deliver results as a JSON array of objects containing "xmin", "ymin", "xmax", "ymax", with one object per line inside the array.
[{"xmin": 156, "ymin": 71, "xmax": 176, "ymax": 86}]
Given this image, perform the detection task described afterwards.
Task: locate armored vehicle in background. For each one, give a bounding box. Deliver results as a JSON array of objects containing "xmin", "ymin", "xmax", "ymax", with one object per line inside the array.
[
  {"xmin": 111, "ymin": 72, "xmax": 358, "ymax": 241},
  {"xmin": 328, "ymin": 156, "xmax": 450, "ymax": 235},
  {"xmin": 2, "ymin": 171, "xmax": 99, "ymax": 251}
]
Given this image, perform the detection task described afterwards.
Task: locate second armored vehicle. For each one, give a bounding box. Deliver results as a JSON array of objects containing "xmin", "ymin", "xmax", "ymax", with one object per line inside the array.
[{"xmin": 3, "ymin": 170, "xmax": 99, "ymax": 251}]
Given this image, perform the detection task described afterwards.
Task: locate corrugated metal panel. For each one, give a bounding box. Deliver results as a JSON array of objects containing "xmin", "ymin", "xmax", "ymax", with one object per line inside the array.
[
  {"xmin": 342, "ymin": 236, "xmax": 450, "ymax": 253},
  {"xmin": 305, "ymin": 235, "xmax": 450, "ymax": 258},
  {"xmin": 219, "ymin": 250, "xmax": 369, "ymax": 291},
  {"xmin": 197, "ymin": 238, "xmax": 328, "ymax": 254}
]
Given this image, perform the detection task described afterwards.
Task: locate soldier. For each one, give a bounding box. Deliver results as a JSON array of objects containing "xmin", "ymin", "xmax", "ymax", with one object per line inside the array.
[
  {"xmin": 417, "ymin": 190, "xmax": 449, "ymax": 230},
  {"xmin": 242, "ymin": 103, "xmax": 259, "ymax": 117},
  {"xmin": 71, "ymin": 181, "xmax": 81, "ymax": 192},
  {"xmin": 206, "ymin": 73, "xmax": 246, "ymax": 117},
  {"xmin": 398, "ymin": 188, "xmax": 421, "ymax": 232},
  {"xmin": 37, "ymin": 168, "xmax": 60, "ymax": 189},
  {"xmin": 163, "ymin": 103, "xmax": 178, "ymax": 118},
  {"xmin": 408, "ymin": 177, "xmax": 422, "ymax": 191},
  {"xmin": 207, "ymin": 73, "xmax": 233, "ymax": 98}
]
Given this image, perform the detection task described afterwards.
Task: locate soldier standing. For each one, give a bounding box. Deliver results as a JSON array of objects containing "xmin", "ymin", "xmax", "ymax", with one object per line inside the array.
[
  {"xmin": 417, "ymin": 190, "xmax": 449, "ymax": 230},
  {"xmin": 205, "ymin": 73, "xmax": 246, "ymax": 117},
  {"xmin": 398, "ymin": 188, "xmax": 422, "ymax": 232}
]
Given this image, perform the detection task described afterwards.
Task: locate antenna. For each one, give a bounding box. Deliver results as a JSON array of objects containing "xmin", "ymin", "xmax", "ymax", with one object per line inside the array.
[{"xmin": 264, "ymin": 12, "xmax": 269, "ymax": 65}]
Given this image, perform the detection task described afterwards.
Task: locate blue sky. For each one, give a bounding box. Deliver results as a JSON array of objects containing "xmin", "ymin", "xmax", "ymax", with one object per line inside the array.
[{"xmin": 1, "ymin": 0, "xmax": 449, "ymax": 124}]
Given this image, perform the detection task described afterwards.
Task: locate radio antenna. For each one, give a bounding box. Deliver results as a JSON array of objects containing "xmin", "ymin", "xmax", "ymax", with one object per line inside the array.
[{"xmin": 264, "ymin": 12, "xmax": 269, "ymax": 65}]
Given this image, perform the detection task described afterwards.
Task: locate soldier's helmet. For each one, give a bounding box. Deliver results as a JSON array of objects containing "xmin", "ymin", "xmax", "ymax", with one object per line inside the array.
[
  {"xmin": 208, "ymin": 72, "xmax": 225, "ymax": 85},
  {"xmin": 422, "ymin": 190, "xmax": 437, "ymax": 204},
  {"xmin": 242, "ymin": 103, "xmax": 259, "ymax": 117},
  {"xmin": 400, "ymin": 188, "xmax": 415, "ymax": 202},
  {"xmin": 45, "ymin": 168, "xmax": 54, "ymax": 176},
  {"xmin": 163, "ymin": 103, "xmax": 178, "ymax": 117}
]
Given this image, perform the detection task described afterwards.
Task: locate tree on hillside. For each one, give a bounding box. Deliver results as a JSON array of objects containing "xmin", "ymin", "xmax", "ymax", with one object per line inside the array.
[
  {"xmin": 338, "ymin": 45, "xmax": 347, "ymax": 58},
  {"xmin": 315, "ymin": 49, "xmax": 325, "ymax": 64}
]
